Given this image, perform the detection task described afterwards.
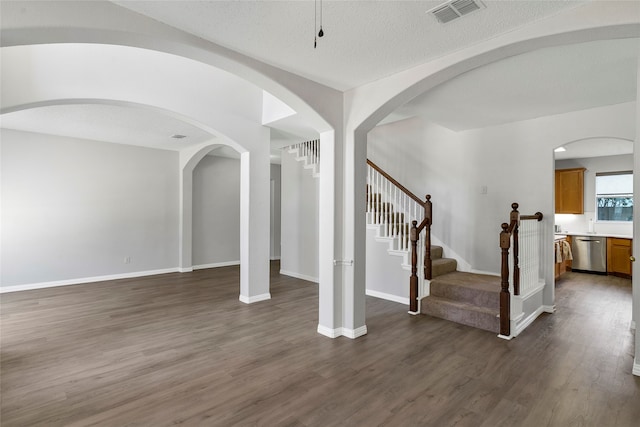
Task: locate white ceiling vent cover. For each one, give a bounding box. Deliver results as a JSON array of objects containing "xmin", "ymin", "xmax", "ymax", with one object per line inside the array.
[{"xmin": 429, "ymin": 0, "xmax": 485, "ymax": 24}]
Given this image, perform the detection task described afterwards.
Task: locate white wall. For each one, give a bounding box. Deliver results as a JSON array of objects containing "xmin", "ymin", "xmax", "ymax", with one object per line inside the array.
[
  {"xmin": 368, "ymin": 117, "xmax": 475, "ymax": 269},
  {"xmin": 459, "ymin": 102, "xmax": 635, "ymax": 281},
  {"xmin": 555, "ymin": 154, "xmax": 634, "ymax": 236},
  {"xmin": 192, "ymin": 155, "xmax": 240, "ymax": 267},
  {"xmin": 1, "ymin": 129, "xmax": 179, "ymax": 288},
  {"xmin": 633, "ymin": 53, "xmax": 640, "ymax": 376},
  {"xmin": 365, "ymin": 227, "xmax": 410, "ymax": 304},
  {"xmin": 280, "ymin": 149, "xmax": 319, "ymax": 282},
  {"xmin": 367, "ymin": 103, "xmax": 636, "ymax": 306},
  {"xmin": 367, "ymin": 117, "xmax": 472, "ymax": 299}
]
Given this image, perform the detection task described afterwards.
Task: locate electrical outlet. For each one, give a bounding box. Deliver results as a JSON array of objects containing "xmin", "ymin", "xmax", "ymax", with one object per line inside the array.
[
  {"xmin": 124, "ymin": 256, "xmax": 131, "ymax": 264},
  {"xmin": 480, "ymin": 185, "xmax": 488, "ymax": 194}
]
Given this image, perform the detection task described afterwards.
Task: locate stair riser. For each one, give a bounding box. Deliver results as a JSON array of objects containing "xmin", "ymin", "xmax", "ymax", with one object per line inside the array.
[
  {"xmin": 431, "ymin": 259, "xmax": 457, "ymax": 277},
  {"xmin": 429, "ymin": 283, "xmax": 499, "ymax": 310},
  {"xmin": 422, "ymin": 299, "xmax": 499, "ymax": 333},
  {"xmin": 431, "ymin": 246, "xmax": 443, "ymax": 259}
]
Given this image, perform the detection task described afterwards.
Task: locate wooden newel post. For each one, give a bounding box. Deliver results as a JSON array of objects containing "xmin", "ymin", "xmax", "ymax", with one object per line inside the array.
[
  {"xmin": 499, "ymin": 222, "xmax": 511, "ymax": 337},
  {"xmin": 410, "ymin": 220, "xmax": 419, "ymax": 313},
  {"xmin": 424, "ymin": 195, "xmax": 432, "ymax": 280},
  {"xmin": 511, "ymin": 203, "xmax": 520, "ymax": 296}
]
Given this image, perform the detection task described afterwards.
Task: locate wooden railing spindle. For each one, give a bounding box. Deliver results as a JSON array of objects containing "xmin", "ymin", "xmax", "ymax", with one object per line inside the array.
[
  {"xmin": 510, "ymin": 203, "xmax": 520, "ymax": 296},
  {"xmin": 424, "ymin": 195, "xmax": 432, "ymax": 280},
  {"xmin": 499, "ymin": 222, "xmax": 511, "ymax": 337},
  {"xmin": 410, "ymin": 220, "xmax": 419, "ymax": 313}
]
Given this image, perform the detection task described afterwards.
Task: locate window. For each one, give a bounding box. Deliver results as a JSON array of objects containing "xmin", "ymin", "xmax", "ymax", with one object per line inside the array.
[{"xmin": 596, "ymin": 171, "xmax": 633, "ymax": 222}]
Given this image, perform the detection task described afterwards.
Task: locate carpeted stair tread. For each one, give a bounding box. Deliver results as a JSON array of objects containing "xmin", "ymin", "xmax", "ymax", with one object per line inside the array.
[
  {"xmin": 430, "ymin": 271, "xmax": 501, "ymax": 293},
  {"xmin": 422, "ymin": 296, "xmax": 499, "ymax": 333}
]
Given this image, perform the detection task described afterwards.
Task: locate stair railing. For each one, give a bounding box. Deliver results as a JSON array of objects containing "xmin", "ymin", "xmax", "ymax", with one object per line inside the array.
[
  {"xmin": 499, "ymin": 203, "xmax": 543, "ymax": 337},
  {"xmin": 365, "ymin": 160, "xmax": 432, "ymax": 313},
  {"xmin": 289, "ymin": 139, "xmax": 320, "ymax": 168},
  {"xmin": 366, "ymin": 160, "xmax": 427, "ymax": 249},
  {"xmin": 409, "ymin": 197, "xmax": 432, "ymax": 313}
]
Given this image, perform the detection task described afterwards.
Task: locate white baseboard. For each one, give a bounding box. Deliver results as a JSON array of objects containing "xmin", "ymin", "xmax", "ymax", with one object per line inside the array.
[
  {"xmin": 342, "ymin": 325, "xmax": 368, "ymax": 339},
  {"xmin": 497, "ymin": 334, "xmax": 514, "ymax": 340},
  {"xmin": 633, "ymin": 358, "xmax": 640, "ymax": 376},
  {"xmin": 279, "ymin": 269, "xmax": 319, "ymax": 283},
  {"xmin": 317, "ymin": 324, "xmax": 342, "ymax": 338},
  {"xmin": 543, "ymin": 305, "xmax": 556, "ymax": 313},
  {"xmin": 470, "ymin": 269, "xmax": 501, "ymax": 277},
  {"xmin": 513, "ymin": 306, "xmax": 545, "ymax": 337},
  {"xmin": 366, "ymin": 289, "xmax": 409, "ymax": 305},
  {"xmin": 317, "ymin": 324, "xmax": 368, "ymax": 339},
  {"xmin": 178, "ymin": 267, "xmax": 193, "ymax": 273},
  {"xmin": 270, "ymin": 256, "xmax": 281, "ymax": 261},
  {"xmin": 239, "ymin": 293, "xmax": 271, "ymax": 304},
  {"xmin": 193, "ymin": 261, "xmax": 240, "ymax": 270},
  {"xmin": 0, "ymin": 268, "xmax": 180, "ymax": 293}
]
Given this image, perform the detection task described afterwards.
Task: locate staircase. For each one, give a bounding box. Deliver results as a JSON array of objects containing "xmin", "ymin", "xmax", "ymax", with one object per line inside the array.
[
  {"xmin": 365, "ymin": 197, "xmax": 457, "ymax": 278},
  {"xmin": 367, "ymin": 160, "xmax": 502, "ymax": 334},
  {"xmin": 290, "ymin": 146, "xmax": 544, "ymax": 337},
  {"xmin": 287, "ymin": 139, "xmax": 320, "ymax": 177},
  {"xmin": 421, "ymin": 271, "xmax": 501, "ymax": 333},
  {"xmin": 366, "ymin": 161, "xmax": 457, "ymax": 293}
]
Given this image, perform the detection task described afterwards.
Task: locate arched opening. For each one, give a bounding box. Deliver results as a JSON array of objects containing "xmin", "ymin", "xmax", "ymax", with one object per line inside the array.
[
  {"xmin": 553, "ymin": 136, "xmax": 635, "ymax": 315},
  {"xmin": 192, "ymin": 148, "xmax": 243, "ymax": 271},
  {"xmin": 1, "ymin": 38, "xmax": 337, "ymax": 335},
  {"xmin": 352, "ymin": 29, "xmax": 638, "ymax": 337},
  {"xmin": 554, "ymin": 137, "xmax": 635, "ymax": 236}
]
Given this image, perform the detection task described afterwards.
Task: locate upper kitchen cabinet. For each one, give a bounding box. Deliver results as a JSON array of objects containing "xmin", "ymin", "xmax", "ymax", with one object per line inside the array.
[{"xmin": 555, "ymin": 168, "xmax": 585, "ymax": 214}]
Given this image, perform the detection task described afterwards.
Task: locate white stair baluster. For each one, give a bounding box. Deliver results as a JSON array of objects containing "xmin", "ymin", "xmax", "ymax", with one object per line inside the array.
[
  {"xmin": 367, "ymin": 166, "xmax": 371, "ymax": 216},
  {"xmin": 391, "ymin": 184, "xmax": 396, "ymax": 241}
]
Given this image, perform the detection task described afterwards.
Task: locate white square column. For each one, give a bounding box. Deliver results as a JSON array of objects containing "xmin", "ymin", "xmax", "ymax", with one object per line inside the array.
[
  {"xmin": 239, "ymin": 128, "xmax": 271, "ymax": 303},
  {"xmin": 317, "ymin": 129, "xmax": 367, "ymax": 339}
]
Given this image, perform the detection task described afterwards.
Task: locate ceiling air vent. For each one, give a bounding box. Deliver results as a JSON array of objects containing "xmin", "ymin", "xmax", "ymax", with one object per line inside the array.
[{"xmin": 429, "ymin": 0, "xmax": 485, "ymax": 24}]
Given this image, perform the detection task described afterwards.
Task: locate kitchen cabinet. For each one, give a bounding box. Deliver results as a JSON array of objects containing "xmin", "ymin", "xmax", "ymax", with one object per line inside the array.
[
  {"xmin": 555, "ymin": 235, "xmax": 572, "ymax": 279},
  {"xmin": 607, "ymin": 238, "xmax": 632, "ymax": 278},
  {"xmin": 555, "ymin": 168, "xmax": 585, "ymax": 214}
]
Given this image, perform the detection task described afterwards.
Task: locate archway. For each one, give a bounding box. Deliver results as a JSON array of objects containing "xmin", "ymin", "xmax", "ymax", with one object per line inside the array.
[
  {"xmin": 1, "ymin": 10, "xmax": 340, "ymax": 330},
  {"xmin": 0, "ymin": 42, "xmax": 272, "ymax": 303},
  {"xmin": 342, "ymin": 5, "xmax": 639, "ymax": 337}
]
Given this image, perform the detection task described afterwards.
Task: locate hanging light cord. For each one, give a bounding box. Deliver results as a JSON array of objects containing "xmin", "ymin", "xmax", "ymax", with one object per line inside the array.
[
  {"xmin": 314, "ymin": 0, "xmax": 324, "ymax": 49},
  {"xmin": 319, "ymin": 0, "xmax": 323, "ymax": 37}
]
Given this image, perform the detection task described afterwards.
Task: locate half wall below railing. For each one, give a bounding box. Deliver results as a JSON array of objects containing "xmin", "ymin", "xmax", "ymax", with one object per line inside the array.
[{"xmin": 499, "ymin": 203, "xmax": 544, "ymax": 338}]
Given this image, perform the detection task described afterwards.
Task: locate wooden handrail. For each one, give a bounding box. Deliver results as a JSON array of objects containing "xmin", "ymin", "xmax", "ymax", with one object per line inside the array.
[
  {"xmin": 367, "ymin": 159, "xmax": 423, "ymax": 205},
  {"xmin": 521, "ymin": 212, "xmax": 543, "ymax": 221},
  {"xmin": 499, "ymin": 203, "xmax": 543, "ymax": 337}
]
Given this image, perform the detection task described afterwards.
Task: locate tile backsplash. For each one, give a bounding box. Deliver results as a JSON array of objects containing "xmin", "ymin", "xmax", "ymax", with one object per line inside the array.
[{"xmin": 554, "ymin": 212, "xmax": 633, "ymax": 236}]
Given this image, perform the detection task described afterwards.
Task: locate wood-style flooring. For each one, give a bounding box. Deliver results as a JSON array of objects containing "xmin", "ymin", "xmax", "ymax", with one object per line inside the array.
[{"xmin": 1, "ymin": 265, "xmax": 638, "ymax": 426}]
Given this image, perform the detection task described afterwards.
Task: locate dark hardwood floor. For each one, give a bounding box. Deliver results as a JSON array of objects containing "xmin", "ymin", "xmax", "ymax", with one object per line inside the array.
[{"xmin": 1, "ymin": 265, "xmax": 638, "ymax": 426}]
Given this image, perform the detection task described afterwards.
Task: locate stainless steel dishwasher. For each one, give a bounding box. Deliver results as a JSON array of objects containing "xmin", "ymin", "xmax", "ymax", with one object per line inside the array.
[{"xmin": 571, "ymin": 235, "xmax": 607, "ymax": 274}]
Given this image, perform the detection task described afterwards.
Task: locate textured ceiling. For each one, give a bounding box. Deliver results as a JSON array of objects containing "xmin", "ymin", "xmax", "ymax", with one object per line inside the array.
[
  {"xmin": 0, "ymin": 104, "xmax": 216, "ymax": 151},
  {"xmin": 113, "ymin": 0, "xmax": 587, "ymax": 91},
  {"xmin": 1, "ymin": 1, "xmax": 636, "ymax": 161},
  {"xmin": 383, "ymin": 37, "xmax": 639, "ymax": 131},
  {"xmin": 554, "ymin": 138, "xmax": 634, "ymax": 160}
]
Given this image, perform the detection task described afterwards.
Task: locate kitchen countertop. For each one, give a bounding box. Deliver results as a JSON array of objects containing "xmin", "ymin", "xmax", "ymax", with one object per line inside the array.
[{"xmin": 555, "ymin": 232, "xmax": 633, "ymax": 239}]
